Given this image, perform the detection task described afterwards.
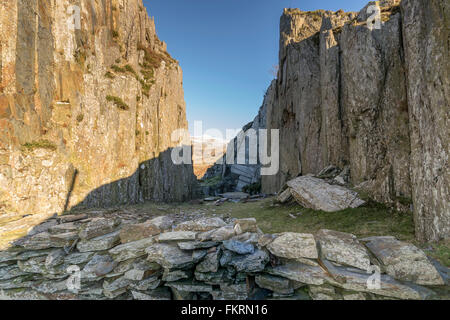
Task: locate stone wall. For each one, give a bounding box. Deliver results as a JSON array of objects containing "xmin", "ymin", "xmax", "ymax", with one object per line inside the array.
[
  {"xmin": 0, "ymin": 214, "xmax": 447, "ymax": 300},
  {"xmin": 260, "ymin": 0, "xmax": 449, "ymax": 242},
  {"xmin": 0, "ymin": 0, "xmax": 197, "ymax": 219}
]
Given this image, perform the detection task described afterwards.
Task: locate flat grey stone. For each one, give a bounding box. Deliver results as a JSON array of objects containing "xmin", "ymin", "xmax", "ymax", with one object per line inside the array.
[
  {"xmin": 77, "ymin": 231, "xmax": 120, "ymax": 252},
  {"xmin": 109, "ymin": 237, "xmax": 155, "ymax": 262},
  {"xmin": 364, "ymin": 237, "xmax": 445, "ymax": 285},
  {"xmin": 174, "ymin": 218, "xmax": 226, "ymax": 232},
  {"xmin": 177, "ymin": 241, "xmax": 219, "ymax": 250},
  {"xmin": 316, "ymin": 229, "xmax": 371, "ymax": 270},
  {"xmin": 157, "ymin": 231, "xmax": 197, "ymax": 242},
  {"xmin": 267, "ymin": 232, "xmax": 318, "ymax": 260},
  {"xmin": 228, "ymin": 249, "xmax": 269, "ymax": 272},
  {"xmin": 223, "ymin": 240, "xmax": 255, "ymax": 255}
]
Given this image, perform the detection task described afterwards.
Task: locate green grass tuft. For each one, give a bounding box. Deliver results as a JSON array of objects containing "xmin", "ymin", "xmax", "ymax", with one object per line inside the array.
[
  {"xmin": 106, "ymin": 95, "xmax": 129, "ymax": 111},
  {"xmin": 22, "ymin": 140, "xmax": 57, "ymax": 152}
]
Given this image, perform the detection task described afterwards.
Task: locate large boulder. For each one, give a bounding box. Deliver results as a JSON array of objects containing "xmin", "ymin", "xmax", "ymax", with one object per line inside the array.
[{"xmin": 286, "ymin": 176, "xmax": 365, "ymax": 212}]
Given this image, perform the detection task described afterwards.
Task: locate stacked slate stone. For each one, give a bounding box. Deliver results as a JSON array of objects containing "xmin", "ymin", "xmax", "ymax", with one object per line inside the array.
[{"xmin": 0, "ymin": 215, "xmax": 448, "ymax": 300}]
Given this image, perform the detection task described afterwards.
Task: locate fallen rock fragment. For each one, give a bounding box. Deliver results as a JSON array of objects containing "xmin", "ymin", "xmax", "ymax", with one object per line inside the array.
[{"xmin": 286, "ymin": 176, "xmax": 366, "ymax": 211}]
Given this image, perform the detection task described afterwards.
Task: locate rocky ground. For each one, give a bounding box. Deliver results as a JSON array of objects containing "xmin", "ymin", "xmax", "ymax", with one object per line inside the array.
[{"xmin": 0, "ymin": 196, "xmax": 448, "ymax": 300}]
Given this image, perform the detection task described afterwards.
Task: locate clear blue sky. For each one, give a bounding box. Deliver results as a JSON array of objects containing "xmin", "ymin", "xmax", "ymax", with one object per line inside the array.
[{"xmin": 143, "ymin": 0, "xmax": 369, "ymax": 136}]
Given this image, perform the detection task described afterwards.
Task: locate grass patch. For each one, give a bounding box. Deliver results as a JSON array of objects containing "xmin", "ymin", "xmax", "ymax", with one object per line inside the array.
[
  {"xmin": 73, "ymin": 49, "xmax": 86, "ymax": 67},
  {"xmin": 242, "ymin": 182, "xmax": 262, "ymax": 195},
  {"xmin": 124, "ymin": 64, "xmax": 138, "ymax": 76},
  {"xmin": 425, "ymin": 241, "xmax": 450, "ymax": 267},
  {"xmin": 22, "ymin": 140, "xmax": 57, "ymax": 152},
  {"xmin": 200, "ymin": 175, "xmax": 222, "ymax": 187},
  {"xmin": 105, "ymin": 71, "xmax": 115, "ymax": 79},
  {"xmin": 76, "ymin": 114, "xmax": 84, "ymax": 123},
  {"xmin": 111, "ymin": 64, "xmax": 126, "ymax": 73},
  {"xmin": 106, "ymin": 95, "xmax": 129, "ymax": 111}
]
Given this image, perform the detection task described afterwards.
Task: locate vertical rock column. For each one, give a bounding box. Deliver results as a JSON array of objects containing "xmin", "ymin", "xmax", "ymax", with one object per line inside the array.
[{"xmin": 401, "ymin": 0, "xmax": 449, "ymax": 241}]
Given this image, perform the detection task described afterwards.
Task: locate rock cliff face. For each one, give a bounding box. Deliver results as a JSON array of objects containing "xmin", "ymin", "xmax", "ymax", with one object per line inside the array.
[
  {"xmin": 261, "ymin": 0, "xmax": 448, "ymax": 242},
  {"xmin": 0, "ymin": 0, "xmax": 197, "ymax": 218}
]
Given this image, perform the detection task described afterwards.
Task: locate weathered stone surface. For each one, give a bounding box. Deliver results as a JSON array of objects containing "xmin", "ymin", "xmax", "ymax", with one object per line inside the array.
[
  {"xmin": 64, "ymin": 252, "xmax": 95, "ymax": 265},
  {"xmin": 177, "ymin": 241, "xmax": 219, "ymax": 250},
  {"xmin": 147, "ymin": 216, "xmax": 175, "ymax": 232},
  {"xmin": 276, "ymin": 189, "xmax": 292, "ymax": 204},
  {"xmin": 48, "ymin": 223, "xmax": 79, "ymax": 235},
  {"xmin": 286, "ymin": 176, "xmax": 365, "ymax": 212},
  {"xmin": 223, "ymin": 240, "xmax": 255, "ymax": 255},
  {"xmin": 146, "ymin": 243, "xmax": 199, "ymax": 269},
  {"xmin": 162, "ymin": 269, "xmax": 192, "ymax": 282},
  {"xmin": 79, "ymin": 218, "xmax": 120, "ymax": 241},
  {"xmin": 198, "ymin": 225, "xmax": 235, "ymax": 242},
  {"xmin": 119, "ymin": 221, "xmax": 161, "ymax": 244},
  {"xmin": 158, "ymin": 231, "xmax": 197, "ymax": 242},
  {"xmin": 234, "ymin": 218, "xmax": 258, "ymax": 234},
  {"xmin": 165, "ymin": 280, "xmax": 213, "ymax": 293},
  {"xmin": 77, "ymin": 231, "xmax": 121, "ymax": 252},
  {"xmin": 255, "ymin": 274, "xmax": 293, "ymax": 295},
  {"xmin": 13, "ymin": 232, "xmax": 78, "ymax": 250},
  {"xmin": 267, "ymin": 233, "xmax": 318, "ymax": 260},
  {"xmin": 216, "ymin": 283, "xmax": 248, "ymax": 300},
  {"xmin": 196, "ymin": 250, "xmax": 220, "ymax": 273},
  {"xmin": 0, "ymin": 0, "xmax": 197, "ymax": 223},
  {"xmin": 131, "ymin": 288, "xmax": 171, "ymax": 300},
  {"xmin": 45, "ymin": 249, "xmax": 66, "ymax": 268},
  {"xmin": 364, "ymin": 238, "xmax": 445, "ymax": 286},
  {"xmin": 0, "ymin": 288, "xmax": 49, "ymax": 300},
  {"xmin": 32, "ymin": 280, "xmax": 68, "ymax": 294},
  {"xmin": 58, "ymin": 214, "xmax": 88, "ymax": 224},
  {"xmin": 124, "ymin": 260, "xmax": 161, "ymax": 281},
  {"xmin": 103, "ymin": 276, "xmax": 132, "ymax": 299},
  {"xmin": 266, "ymin": 261, "xmax": 330, "ymax": 286},
  {"xmin": 194, "ymin": 269, "xmax": 229, "ymax": 284},
  {"xmin": 401, "ymin": 0, "xmax": 449, "ymax": 242},
  {"xmin": 316, "ymin": 229, "xmax": 371, "ymax": 270},
  {"xmin": 109, "ymin": 237, "xmax": 155, "ymax": 262},
  {"xmin": 231, "ymin": 232, "xmax": 261, "ymax": 244},
  {"xmin": 82, "ymin": 254, "xmax": 118, "ymax": 280},
  {"xmin": 322, "ymin": 261, "xmax": 435, "ymax": 300},
  {"xmin": 130, "ymin": 276, "xmax": 162, "ymax": 291},
  {"xmin": 228, "ymin": 249, "xmax": 269, "ymax": 273},
  {"xmin": 0, "ymin": 265, "xmax": 28, "ymax": 281},
  {"xmin": 0, "ymin": 251, "xmax": 19, "ymax": 263},
  {"xmin": 174, "ymin": 218, "xmax": 226, "ymax": 232},
  {"xmin": 308, "ymin": 284, "xmax": 341, "ymax": 300}
]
